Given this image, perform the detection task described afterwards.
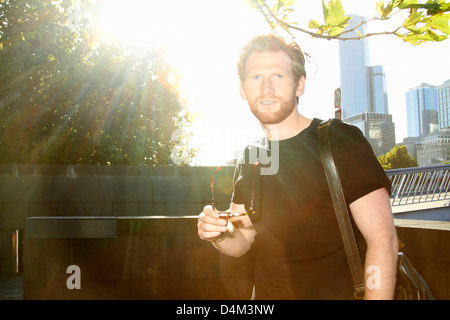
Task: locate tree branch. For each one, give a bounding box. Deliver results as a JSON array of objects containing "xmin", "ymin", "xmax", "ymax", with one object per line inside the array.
[
  {"xmin": 255, "ymin": 1, "xmax": 412, "ymax": 42},
  {"xmin": 256, "ymin": 1, "xmax": 335, "ymax": 40}
]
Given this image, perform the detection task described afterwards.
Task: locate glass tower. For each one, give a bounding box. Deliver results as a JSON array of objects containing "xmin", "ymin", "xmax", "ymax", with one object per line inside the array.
[
  {"xmin": 338, "ymin": 15, "xmax": 370, "ymax": 119},
  {"xmin": 405, "ymin": 83, "xmax": 438, "ymax": 137},
  {"xmin": 367, "ymin": 65, "xmax": 389, "ymax": 114},
  {"xmin": 338, "ymin": 15, "xmax": 395, "ymax": 156}
]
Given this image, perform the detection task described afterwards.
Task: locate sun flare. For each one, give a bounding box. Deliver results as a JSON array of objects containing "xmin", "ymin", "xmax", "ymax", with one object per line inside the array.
[
  {"xmin": 95, "ymin": 0, "xmax": 269, "ymax": 165},
  {"xmin": 98, "ymin": 0, "xmax": 182, "ymax": 49}
]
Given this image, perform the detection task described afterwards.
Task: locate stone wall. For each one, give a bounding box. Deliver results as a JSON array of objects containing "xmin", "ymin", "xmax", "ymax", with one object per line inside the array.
[
  {"xmin": 3, "ymin": 164, "xmax": 450, "ymax": 299},
  {"xmin": 23, "ymin": 216, "xmax": 255, "ymax": 300},
  {"xmin": 395, "ymin": 218, "xmax": 450, "ymax": 300},
  {"xmin": 0, "ymin": 164, "xmax": 235, "ymax": 275},
  {"xmin": 22, "ymin": 216, "xmax": 450, "ymax": 300}
]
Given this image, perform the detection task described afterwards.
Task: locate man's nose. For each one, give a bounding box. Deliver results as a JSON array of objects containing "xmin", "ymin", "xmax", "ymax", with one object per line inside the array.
[{"xmin": 262, "ymin": 79, "xmax": 275, "ymax": 95}]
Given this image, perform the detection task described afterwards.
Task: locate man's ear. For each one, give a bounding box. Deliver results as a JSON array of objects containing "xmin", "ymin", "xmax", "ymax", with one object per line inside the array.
[
  {"xmin": 239, "ymin": 82, "xmax": 248, "ymax": 101},
  {"xmin": 295, "ymin": 75, "xmax": 306, "ymax": 97}
]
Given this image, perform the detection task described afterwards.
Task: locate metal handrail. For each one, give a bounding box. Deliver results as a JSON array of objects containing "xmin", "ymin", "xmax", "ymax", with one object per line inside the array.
[{"xmin": 386, "ymin": 164, "xmax": 450, "ymax": 206}]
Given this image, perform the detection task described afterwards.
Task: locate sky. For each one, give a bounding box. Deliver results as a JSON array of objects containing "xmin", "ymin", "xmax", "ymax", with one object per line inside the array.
[{"xmin": 97, "ymin": 0, "xmax": 450, "ymax": 166}]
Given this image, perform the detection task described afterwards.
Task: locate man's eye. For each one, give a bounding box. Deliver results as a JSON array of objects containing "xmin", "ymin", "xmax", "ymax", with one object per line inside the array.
[
  {"xmin": 251, "ymin": 75, "xmax": 262, "ymax": 81},
  {"xmin": 274, "ymin": 74, "xmax": 284, "ymax": 79}
]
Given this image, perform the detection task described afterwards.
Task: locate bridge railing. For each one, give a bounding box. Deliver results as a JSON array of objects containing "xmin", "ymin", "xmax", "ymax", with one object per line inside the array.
[{"xmin": 386, "ymin": 164, "xmax": 450, "ymax": 206}]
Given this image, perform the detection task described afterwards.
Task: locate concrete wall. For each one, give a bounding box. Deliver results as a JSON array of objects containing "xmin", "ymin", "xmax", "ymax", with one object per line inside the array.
[
  {"xmin": 23, "ymin": 216, "xmax": 255, "ymax": 300},
  {"xmin": 21, "ymin": 216, "xmax": 450, "ymax": 300},
  {"xmin": 0, "ymin": 164, "xmax": 235, "ymax": 275},
  {"xmin": 395, "ymin": 219, "xmax": 450, "ymax": 300},
  {"xmin": 3, "ymin": 164, "xmax": 450, "ymax": 299}
]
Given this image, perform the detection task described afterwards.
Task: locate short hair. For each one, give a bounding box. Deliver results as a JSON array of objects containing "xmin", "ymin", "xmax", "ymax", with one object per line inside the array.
[{"xmin": 237, "ymin": 34, "xmax": 306, "ymax": 84}]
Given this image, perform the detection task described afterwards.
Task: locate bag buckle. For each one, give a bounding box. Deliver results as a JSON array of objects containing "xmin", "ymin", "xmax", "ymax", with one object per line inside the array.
[{"xmin": 354, "ymin": 285, "xmax": 365, "ymax": 300}]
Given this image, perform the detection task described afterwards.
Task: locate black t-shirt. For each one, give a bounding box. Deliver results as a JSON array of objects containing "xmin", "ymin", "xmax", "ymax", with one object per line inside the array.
[{"xmin": 231, "ymin": 118, "xmax": 391, "ymax": 300}]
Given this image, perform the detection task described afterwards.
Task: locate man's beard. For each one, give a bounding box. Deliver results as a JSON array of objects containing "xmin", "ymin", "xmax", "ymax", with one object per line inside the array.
[{"xmin": 249, "ymin": 95, "xmax": 297, "ymax": 125}]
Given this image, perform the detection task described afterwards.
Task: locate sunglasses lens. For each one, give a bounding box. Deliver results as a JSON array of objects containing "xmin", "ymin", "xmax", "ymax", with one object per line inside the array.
[{"xmin": 211, "ymin": 161, "xmax": 259, "ymax": 217}]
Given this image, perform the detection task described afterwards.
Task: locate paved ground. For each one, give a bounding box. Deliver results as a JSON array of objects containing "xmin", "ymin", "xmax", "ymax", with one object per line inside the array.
[{"xmin": 0, "ymin": 275, "xmax": 23, "ymax": 300}]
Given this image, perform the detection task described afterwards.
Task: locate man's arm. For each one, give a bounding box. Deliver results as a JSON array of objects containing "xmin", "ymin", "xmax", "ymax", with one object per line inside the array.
[
  {"xmin": 197, "ymin": 203, "xmax": 256, "ymax": 257},
  {"xmin": 349, "ymin": 187, "xmax": 398, "ymax": 300}
]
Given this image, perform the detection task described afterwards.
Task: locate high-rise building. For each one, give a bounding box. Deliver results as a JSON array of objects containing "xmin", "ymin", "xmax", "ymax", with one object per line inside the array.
[
  {"xmin": 405, "ymin": 83, "xmax": 438, "ymax": 137},
  {"xmin": 367, "ymin": 65, "xmax": 389, "ymax": 114},
  {"xmin": 344, "ymin": 112, "xmax": 395, "ymax": 157},
  {"xmin": 338, "ymin": 15, "xmax": 395, "ymax": 156},
  {"xmin": 338, "ymin": 15, "xmax": 370, "ymax": 119},
  {"xmin": 437, "ymin": 79, "xmax": 450, "ymax": 130}
]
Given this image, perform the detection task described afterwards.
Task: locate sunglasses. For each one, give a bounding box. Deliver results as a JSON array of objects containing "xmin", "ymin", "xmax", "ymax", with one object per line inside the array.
[{"xmin": 211, "ymin": 159, "xmax": 260, "ymax": 218}]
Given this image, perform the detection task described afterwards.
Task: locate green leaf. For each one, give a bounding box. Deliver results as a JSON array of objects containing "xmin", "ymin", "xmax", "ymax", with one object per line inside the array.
[
  {"xmin": 427, "ymin": 2, "xmax": 450, "ymax": 15},
  {"xmin": 398, "ymin": 0, "xmax": 419, "ymax": 10},
  {"xmin": 329, "ymin": 26, "xmax": 345, "ymax": 36},
  {"xmin": 278, "ymin": 0, "xmax": 295, "ymax": 7},
  {"xmin": 398, "ymin": 0, "xmax": 444, "ymax": 11},
  {"xmin": 377, "ymin": 0, "xmax": 396, "ymax": 19},
  {"xmin": 270, "ymin": 0, "xmax": 296, "ymax": 14},
  {"xmin": 322, "ymin": 0, "xmax": 350, "ymax": 26},
  {"xmin": 402, "ymin": 10, "xmax": 423, "ymax": 28},
  {"xmin": 427, "ymin": 12, "xmax": 450, "ymax": 34},
  {"xmin": 376, "ymin": 1, "xmax": 385, "ymax": 17},
  {"xmin": 242, "ymin": 0, "xmax": 261, "ymax": 9},
  {"xmin": 398, "ymin": 28, "xmax": 447, "ymax": 44},
  {"xmin": 308, "ymin": 19, "xmax": 321, "ymax": 29}
]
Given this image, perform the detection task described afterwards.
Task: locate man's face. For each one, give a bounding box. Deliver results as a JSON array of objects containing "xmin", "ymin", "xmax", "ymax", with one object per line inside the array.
[{"xmin": 239, "ymin": 50, "xmax": 305, "ymax": 125}]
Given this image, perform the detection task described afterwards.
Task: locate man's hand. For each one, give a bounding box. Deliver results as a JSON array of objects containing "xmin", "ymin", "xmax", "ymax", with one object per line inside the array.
[
  {"xmin": 198, "ymin": 203, "xmax": 256, "ymax": 257},
  {"xmin": 197, "ymin": 205, "xmax": 229, "ymax": 242}
]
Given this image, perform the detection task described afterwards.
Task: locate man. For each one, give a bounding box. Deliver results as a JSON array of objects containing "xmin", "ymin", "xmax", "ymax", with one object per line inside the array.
[{"xmin": 197, "ymin": 34, "xmax": 398, "ymax": 300}]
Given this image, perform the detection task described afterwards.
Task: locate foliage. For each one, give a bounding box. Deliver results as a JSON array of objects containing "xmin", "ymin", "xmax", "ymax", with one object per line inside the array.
[
  {"xmin": 244, "ymin": 0, "xmax": 450, "ymax": 45},
  {"xmin": 378, "ymin": 145, "xmax": 418, "ymax": 169},
  {"xmin": 0, "ymin": 0, "xmax": 196, "ymax": 165}
]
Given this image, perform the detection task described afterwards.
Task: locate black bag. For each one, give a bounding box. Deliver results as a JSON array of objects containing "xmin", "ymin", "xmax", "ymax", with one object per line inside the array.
[
  {"xmin": 395, "ymin": 252, "xmax": 435, "ymax": 300},
  {"xmin": 318, "ymin": 119, "xmax": 435, "ymax": 300}
]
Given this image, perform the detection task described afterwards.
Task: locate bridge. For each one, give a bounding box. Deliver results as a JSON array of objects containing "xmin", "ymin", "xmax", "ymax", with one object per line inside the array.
[
  {"xmin": 0, "ymin": 164, "xmax": 449, "ymax": 300},
  {"xmin": 389, "ymin": 164, "xmax": 450, "ymax": 220}
]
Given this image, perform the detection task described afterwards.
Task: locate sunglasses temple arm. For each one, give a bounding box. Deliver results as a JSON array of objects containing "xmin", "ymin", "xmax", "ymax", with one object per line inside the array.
[
  {"xmin": 211, "ymin": 166, "xmax": 223, "ymax": 210},
  {"xmin": 249, "ymin": 159, "xmax": 260, "ymax": 211},
  {"xmin": 211, "ymin": 176, "xmax": 216, "ymax": 210}
]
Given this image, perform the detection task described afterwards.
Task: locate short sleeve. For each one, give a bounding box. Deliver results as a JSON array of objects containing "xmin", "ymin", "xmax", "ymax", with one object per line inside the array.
[{"xmin": 328, "ymin": 121, "xmax": 392, "ymax": 205}]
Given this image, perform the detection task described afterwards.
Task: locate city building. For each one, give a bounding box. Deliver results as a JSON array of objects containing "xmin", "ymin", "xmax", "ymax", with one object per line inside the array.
[
  {"xmin": 417, "ymin": 129, "xmax": 450, "ymax": 166},
  {"xmin": 338, "ymin": 15, "xmax": 395, "ymax": 156},
  {"xmin": 367, "ymin": 65, "xmax": 389, "ymax": 114},
  {"xmin": 338, "ymin": 15, "xmax": 370, "ymax": 119},
  {"xmin": 437, "ymin": 79, "xmax": 450, "ymax": 130},
  {"xmin": 405, "ymin": 83, "xmax": 438, "ymax": 137},
  {"xmin": 403, "ymin": 79, "xmax": 450, "ymax": 166},
  {"xmin": 401, "ymin": 136, "xmax": 422, "ymax": 161},
  {"xmin": 344, "ymin": 112, "xmax": 395, "ymax": 157}
]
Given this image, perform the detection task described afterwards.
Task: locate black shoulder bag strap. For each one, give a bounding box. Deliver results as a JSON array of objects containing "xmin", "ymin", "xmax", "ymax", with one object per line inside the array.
[{"xmin": 317, "ymin": 119, "xmax": 366, "ymax": 300}]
